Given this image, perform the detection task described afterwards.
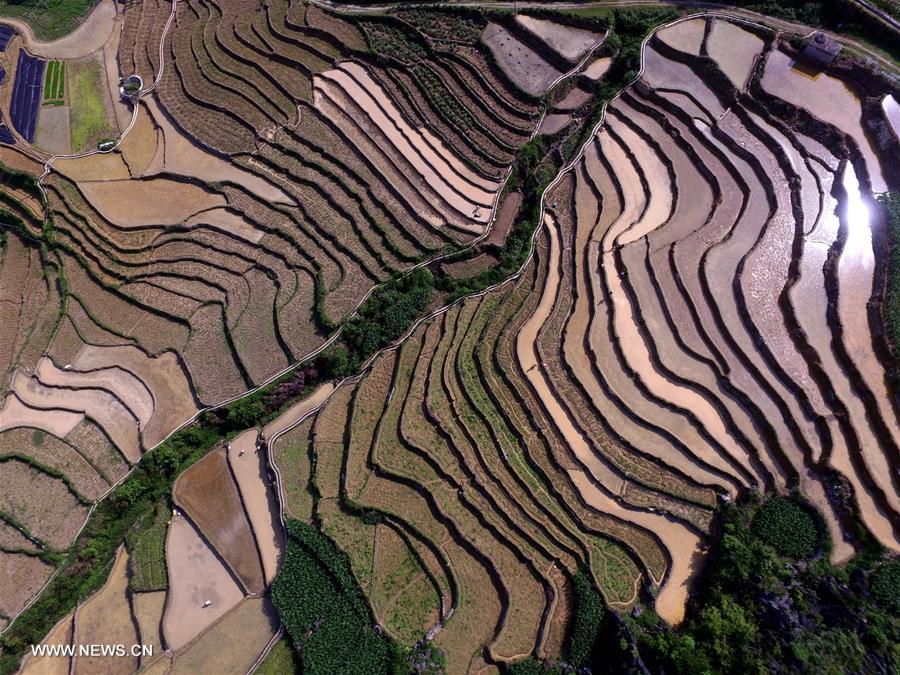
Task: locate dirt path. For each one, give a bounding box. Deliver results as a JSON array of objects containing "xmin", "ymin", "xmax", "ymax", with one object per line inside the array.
[{"xmin": 0, "ymin": 0, "xmax": 117, "ymax": 60}]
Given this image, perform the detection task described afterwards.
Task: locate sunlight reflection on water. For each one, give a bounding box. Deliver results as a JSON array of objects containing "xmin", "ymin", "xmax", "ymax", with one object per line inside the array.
[{"xmin": 840, "ymin": 162, "xmax": 872, "ymax": 269}]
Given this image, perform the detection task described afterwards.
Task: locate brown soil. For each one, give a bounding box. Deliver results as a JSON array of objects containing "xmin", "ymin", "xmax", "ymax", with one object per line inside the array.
[
  {"xmin": 655, "ymin": 18, "xmax": 705, "ymax": 56},
  {"xmin": 228, "ymin": 430, "xmax": 284, "ymax": 586},
  {"xmin": 516, "ymin": 215, "xmax": 701, "ymax": 624},
  {"xmin": 71, "ymin": 344, "xmax": 197, "ymax": 449},
  {"xmin": 0, "ymin": 426, "xmax": 108, "ymax": 501},
  {"xmin": 77, "ymin": 178, "xmax": 226, "ymax": 227},
  {"xmin": 19, "ymin": 611, "xmax": 74, "ymax": 675},
  {"xmin": 553, "ymin": 86, "xmax": 592, "ymax": 112},
  {"xmin": 441, "ymin": 252, "xmax": 499, "ymax": 279},
  {"xmin": 485, "ymin": 191, "xmax": 522, "ymax": 247},
  {"xmin": 119, "ymin": 105, "xmax": 160, "ymax": 177},
  {"xmin": 169, "ymin": 597, "xmax": 278, "ymax": 674},
  {"xmin": 516, "ymin": 15, "xmax": 601, "ymax": 63},
  {"xmin": 706, "ymin": 19, "xmax": 763, "ymax": 90},
  {"xmin": 0, "ymin": 519, "xmax": 36, "ymax": 550},
  {"xmin": 0, "ymin": 551, "xmax": 53, "ymax": 618},
  {"xmin": 185, "ymin": 207, "xmax": 264, "ymax": 244},
  {"xmin": 12, "ymin": 369, "xmax": 141, "ymax": 463},
  {"xmin": 263, "ymin": 382, "xmax": 334, "ymax": 439},
  {"xmin": 54, "ymin": 152, "xmax": 132, "ymax": 182},
  {"xmin": 318, "ymin": 64, "xmax": 496, "ymax": 224},
  {"xmin": 481, "ymin": 23, "xmax": 562, "ymax": 97},
  {"xmin": 36, "ymin": 356, "xmax": 154, "ymax": 432},
  {"xmin": 172, "ymin": 448, "xmax": 265, "ymax": 594},
  {"xmin": 582, "ymin": 56, "xmax": 612, "ymax": 80},
  {"xmin": 0, "ymin": 392, "xmax": 84, "ymax": 439},
  {"xmin": 35, "ymin": 106, "xmax": 72, "ymax": 155},
  {"xmin": 131, "ymin": 590, "xmax": 166, "ymax": 659},
  {"xmin": 162, "ymin": 513, "xmax": 244, "ymax": 652},
  {"xmin": 144, "ymin": 97, "xmax": 292, "ymax": 205},
  {"xmin": 537, "ymin": 113, "xmax": 571, "ymax": 136},
  {"xmin": 0, "ymin": 459, "xmax": 88, "ymax": 549}
]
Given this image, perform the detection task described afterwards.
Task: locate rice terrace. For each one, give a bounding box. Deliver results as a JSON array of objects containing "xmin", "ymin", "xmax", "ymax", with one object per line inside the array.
[{"xmin": 0, "ymin": 0, "xmax": 897, "ymax": 672}]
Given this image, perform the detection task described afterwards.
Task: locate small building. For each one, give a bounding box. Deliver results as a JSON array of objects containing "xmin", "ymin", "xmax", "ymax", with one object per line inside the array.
[{"xmin": 801, "ymin": 32, "xmax": 841, "ymax": 69}]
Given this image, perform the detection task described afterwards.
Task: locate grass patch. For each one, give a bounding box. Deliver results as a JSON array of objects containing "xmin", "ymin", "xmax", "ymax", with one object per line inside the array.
[
  {"xmin": 67, "ymin": 58, "xmax": 116, "ymax": 152},
  {"xmin": 255, "ymin": 637, "xmax": 300, "ymax": 675},
  {"xmin": 0, "ymin": 0, "xmax": 95, "ymax": 40},
  {"xmin": 870, "ymin": 559, "xmax": 900, "ymax": 613}
]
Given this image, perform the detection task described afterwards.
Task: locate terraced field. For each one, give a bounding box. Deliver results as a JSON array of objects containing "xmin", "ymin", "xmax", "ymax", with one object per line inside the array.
[
  {"xmin": 261, "ymin": 12, "xmax": 899, "ymax": 671},
  {"xmin": 2, "ymin": 2, "xmax": 899, "ymax": 674},
  {"xmin": 0, "ymin": 1, "xmax": 567, "ymax": 637}
]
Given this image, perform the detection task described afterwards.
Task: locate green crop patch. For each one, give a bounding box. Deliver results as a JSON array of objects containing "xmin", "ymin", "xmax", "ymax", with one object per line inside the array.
[
  {"xmin": 42, "ymin": 60, "xmax": 65, "ymax": 105},
  {"xmin": 126, "ymin": 499, "xmax": 170, "ymax": 592},
  {"xmin": 272, "ymin": 520, "xmax": 402, "ymax": 674},
  {"xmin": 751, "ymin": 495, "xmax": 820, "ymax": 559},
  {"xmin": 68, "ymin": 59, "xmax": 116, "ymax": 151}
]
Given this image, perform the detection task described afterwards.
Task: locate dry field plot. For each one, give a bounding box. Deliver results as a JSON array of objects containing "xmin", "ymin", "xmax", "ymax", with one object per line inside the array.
[
  {"xmin": 72, "ymin": 547, "xmax": 139, "ymax": 675},
  {"xmin": 172, "ymin": 448, "xmax": 265, "ymax": 594}
]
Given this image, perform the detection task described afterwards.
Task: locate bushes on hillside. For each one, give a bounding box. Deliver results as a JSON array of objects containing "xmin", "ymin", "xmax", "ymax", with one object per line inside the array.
[
  {"xmin": 341, "ymin": 267, "xmax": 434, "ymax": 366},
  {"xmin": 566, "ymin": 570, "xmax": 605, "ymax": 667},
  {"xmin": 871, "ymin": 559, "xmax": 900, "ymax": 613},
  {"xmin": 751, "ymin": 495, "xmax": 819, "ymax": 558}
]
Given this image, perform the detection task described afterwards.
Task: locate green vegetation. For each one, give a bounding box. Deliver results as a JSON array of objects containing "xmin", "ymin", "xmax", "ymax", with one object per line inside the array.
[
  {"xmin": 360, "ymin": 18, "xmax": 429, "ymax": 64},
  {"xmin": 272, "ymin": 520, "xmax": 402, "ymax": 674},
  {"xmin": 333, "ymin": 267, "xmax": 434, "ymax": 374},
  {"xmin": 565, "ymin": 570, "xmax": 606, "ymax": 668},
  {"xmin": 880, "ymin": 192, "xmax": 900, "ymax": 355},
  {"xmin": 396, "ymin": 8, "xmax": 485, "ymax": 43},
  {"xmin": 42, "ymin": 60, "xmax": 65, "ymax": 104},
  {"xmin": 871, "ymin": 559, "xmax": 900, "ymax": 613},
  {"xmin": 510, "ymin": 569, "xmax": 609, "ymax": 673},
  {"xmin": 751, "ymin": 495, "xmax": 820, "ymax": 558},
  {"xmin": 126, "ymin": 499, "xmax": 169, "ymax": 592},
  {"xmin": 0, "ymin": 0, "xmax": 95, "ymax": 41},
  {"xmin": 67, "ymin": 59, "xmax": 116, "ymax": 152},
  {"xmin": 255, "ymin": 637, "xmax": 301, "ymax": 675},
  {"xmin": 627, "ymin": 495, "xmax": 899, "ymax": 674}
]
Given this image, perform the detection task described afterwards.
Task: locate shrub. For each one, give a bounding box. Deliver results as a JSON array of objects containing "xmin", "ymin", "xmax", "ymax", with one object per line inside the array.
[
  {"xmin": 870, "ymin": 559, "xmax": 900, "ymax": 613},
  {"xmin": 751, "ymin": 496, "xmax": 819, "ymax": 558},
  {"xmin": 272, "ymin": 520, "xmax": 397, "ymax": 674},
  {"xmin": 566, "ymin": 570, "xmax": 605, "ymax": 667}
]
